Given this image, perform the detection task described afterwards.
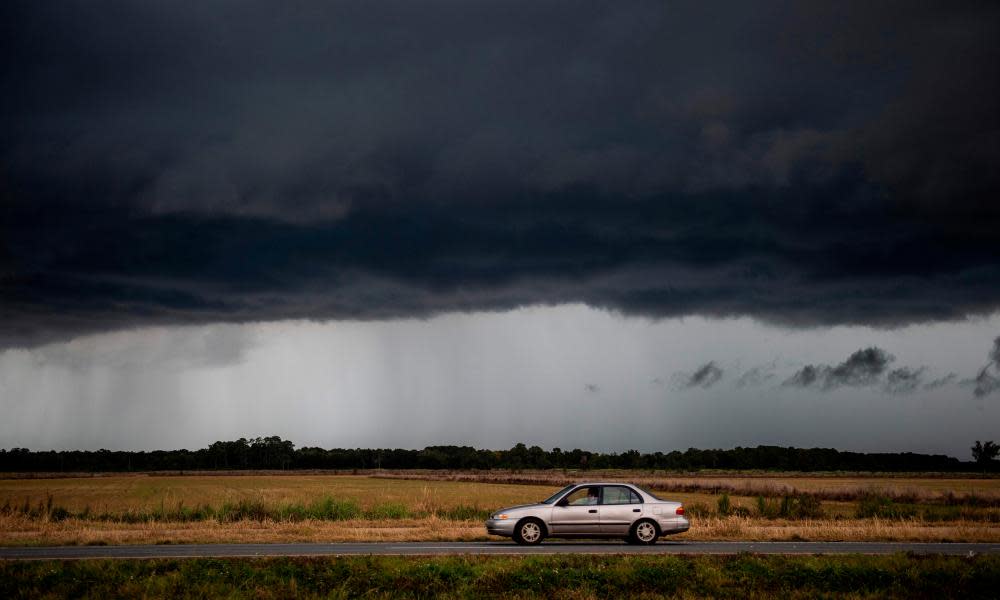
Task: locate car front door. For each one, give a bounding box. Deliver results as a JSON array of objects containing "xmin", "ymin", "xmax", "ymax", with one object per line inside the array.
[
  {"xmin": 548, "ymin": 486, "xmax": 602, "ymax": 535},
  {"xmin": 598, "ymin": 485, "xmax": 643, "ymax": 534}
]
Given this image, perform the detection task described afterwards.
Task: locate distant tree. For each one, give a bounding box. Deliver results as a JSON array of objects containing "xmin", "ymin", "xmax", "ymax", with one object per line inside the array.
[
  {"xmin": 0, "ymin": 438, "xmax": 978, "ymax": 473},
  {"xmin": 971, "ymin": 440, "xmax": 999, "ymax": 464}
]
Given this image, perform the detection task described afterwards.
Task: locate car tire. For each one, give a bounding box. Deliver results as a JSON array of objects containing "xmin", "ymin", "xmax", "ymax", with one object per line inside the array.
[
  {"xmin": 513, "ymin": 518, "xmax": 545, "ymax": 545},
  {"xmin": 630, "ymin": 519, "xmax": 660, "ymax": 545}
]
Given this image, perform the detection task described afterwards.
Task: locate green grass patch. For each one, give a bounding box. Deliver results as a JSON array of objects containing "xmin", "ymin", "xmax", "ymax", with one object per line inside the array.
[
  {"xmin": 754, "ymin": 494, "xmax": 825, "ymax": 519},
  {"xmin": 432, "ymin": 504, "xmax": 492, "ymax": 521},
  {"xmin": 0, "ymin": 554, "xmax": 997, "ymax": 599},
  {"xmin": 857, "ymin": 494, "xmax": 919, "ymax": 519},
  {"xmin": 855, "ymin": 494, "xmax": 1000, "ymax": 522}
]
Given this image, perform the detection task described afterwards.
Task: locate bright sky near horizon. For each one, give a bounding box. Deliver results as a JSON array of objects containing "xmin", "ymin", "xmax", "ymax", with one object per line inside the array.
[{"xmin": 3, "ymin": 306, "xmax": 996, "ymax": 458}]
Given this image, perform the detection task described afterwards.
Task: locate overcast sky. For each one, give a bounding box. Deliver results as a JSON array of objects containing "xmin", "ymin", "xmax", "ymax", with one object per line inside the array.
[{"xmin": 2, "ymin": 2, "xmax": 999, "ymax": 457}]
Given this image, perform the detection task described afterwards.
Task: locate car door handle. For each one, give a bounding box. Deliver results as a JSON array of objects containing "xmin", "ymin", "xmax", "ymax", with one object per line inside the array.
[
  {"xmin": 588, "ymin": 509, "xmax": 597, "ymax": 513},
  {"xmin": 633, "ymin": 509, "xmax": 641, "ymax": 512}
]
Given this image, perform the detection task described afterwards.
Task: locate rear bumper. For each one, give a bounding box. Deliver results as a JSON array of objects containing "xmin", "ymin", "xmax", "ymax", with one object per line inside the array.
[{"xmin": 658, "ymin": 516, "xmax": 690, "ymax": 535}]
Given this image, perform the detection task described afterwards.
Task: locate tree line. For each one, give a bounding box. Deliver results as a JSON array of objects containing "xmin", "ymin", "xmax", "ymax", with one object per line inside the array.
[{"xmin": 1, "ymin": 437, "xmax": 996, "ymax": 472}]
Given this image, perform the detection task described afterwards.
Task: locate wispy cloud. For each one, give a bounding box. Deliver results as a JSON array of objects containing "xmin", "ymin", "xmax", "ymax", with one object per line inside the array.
[
  {"xmin": 922, "ymin": 373, "xmax": 957, "ymax": 391},
  {"xmin": 736, "ymin": 364, "xmax": 777, "ymax": 388},
  {"xmin": 972, "ymin": 336, "xmax": 1000, "ymax": 398}
]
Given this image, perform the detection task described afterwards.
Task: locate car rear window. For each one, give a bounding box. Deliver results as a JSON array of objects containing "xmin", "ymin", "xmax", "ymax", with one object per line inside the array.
[
  {"xmin": 636, "ymin": 485, "xmax": 666, "ymax": 501},
  {"xmin": 602, "ymin": 486, "xmax": 642, "ymax": 504}
]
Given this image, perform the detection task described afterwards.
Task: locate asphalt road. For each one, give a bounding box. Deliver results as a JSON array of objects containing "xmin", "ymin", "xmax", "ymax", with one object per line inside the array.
[{"xmin": 2, "ymin": 541, "xmax": 998, "ymax": 560}]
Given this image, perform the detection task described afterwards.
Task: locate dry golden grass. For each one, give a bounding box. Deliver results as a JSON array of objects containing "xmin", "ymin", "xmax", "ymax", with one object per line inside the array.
[
  {"xmin": 0, "ymin": 513, "xmax": 488, "ymax": 545},
  {"xmin": 370, "ymin": 470, "xmax": 1000, "ymax": 503},
  {"xmin": 0, "ymin": 475, "xmax": 553, "ymax": 515},
  {"xmin": 2, "ymin": 473, "xmax": 998, "ymax": 546},
  {"xmin": 689, "ymin": 515, "xmax": 1000, "ymax": 542},
  {"xmin": 4, "ymin": 473, "xmax": 995, "ymax": 516},
  {"xmin": 2, "ymin": 512, "xmax": 997, "ymax": 547}
]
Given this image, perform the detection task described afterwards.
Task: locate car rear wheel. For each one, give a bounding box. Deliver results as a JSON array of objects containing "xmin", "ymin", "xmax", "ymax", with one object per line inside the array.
[
  {"xmin": 513, "ymin": 518, "xmax": 545, "ymax": 545},
  {"xmin": 630, "ymin": 519, "xmax": 659, "ymax": 545}
]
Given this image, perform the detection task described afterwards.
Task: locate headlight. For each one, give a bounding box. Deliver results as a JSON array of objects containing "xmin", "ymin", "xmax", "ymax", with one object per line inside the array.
[{"xmin": 493, "ymin": 514, "xmax": 509, "ymax": 520}]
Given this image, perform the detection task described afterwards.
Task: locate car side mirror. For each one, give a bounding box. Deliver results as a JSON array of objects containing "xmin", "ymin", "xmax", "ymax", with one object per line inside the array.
[{"xmin": 556, "ymin": 498, "xmax": 568, "ymax": 507}]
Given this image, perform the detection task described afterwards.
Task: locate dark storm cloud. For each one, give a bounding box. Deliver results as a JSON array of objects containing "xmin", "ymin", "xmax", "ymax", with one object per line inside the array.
[
  {"xmin": 784, "ymin": 347, "xmax": 894, "ymax": 390},
  {"xmin": 680, "ymin": 362, "xmax": 724, "ymax": 389},
  {"xmin": 883, "ymin": 366, "xmax": 927, "ymax": 395},
  {"xmin": 784, "ymin": 365, "xmax": 823, "ymax": 388},
  {"xmin": 826, "ymin": 347, "xmax": 895, "ymax": 388},
  {"xmin": 3, "ymin": 1, "xmax": 1000, "ymax": 346}
]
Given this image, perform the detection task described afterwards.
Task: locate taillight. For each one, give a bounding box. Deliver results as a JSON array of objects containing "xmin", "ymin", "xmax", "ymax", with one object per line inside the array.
[{"xmin": 675, "ymin": 506, "xmax": 685, "ymax": 515}]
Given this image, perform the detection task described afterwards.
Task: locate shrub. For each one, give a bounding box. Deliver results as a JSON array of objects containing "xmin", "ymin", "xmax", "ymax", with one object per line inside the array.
[
  {"xmin": 366, "ymin": 503, "xmax": 410, "ymax": 519},
  {"xmin": 684, "ymin": 502, "xmax": 711, "ymax": 518},
  {"xmin": 794, "ymin": 494, "xmax": 823, "ymax": 518},
  {"xmin": 218, "ymin": 499, "xmax": 271, "ymax": 522},
  {"xmin": 717, "ymin": 493, "xmax": 731, "ymax": 516},
  {"xmin": 307, "ymin": 497, "xmax": 361, "ymax": 521},
  {"xmin": 434, "ymin": 505, "xmax": 490, "ymax": 521},
  {"xmin": 756, "ymin": 495, "xmax": 779, "ymax": 519},
  {"xmin": 856, "ymin": 494, "xmax": 917, "ymax": 519},
  {"xmin": 731, "ymin": 506, "xmax": 753, "ymax": 518},
  {"xmin": 755, "ymin": 494, "xmax": 824, "ymax": 519}
]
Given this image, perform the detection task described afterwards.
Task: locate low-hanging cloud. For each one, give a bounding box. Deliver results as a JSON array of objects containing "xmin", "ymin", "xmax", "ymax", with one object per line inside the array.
[
  {"xmin": 2, "ymin": 2, "xmax": 1000, "ymax": 347},
  {"xmin": 678, "ymin": 361, "xmax": 724, "ymax": 389},
  {"xmin": 883, "ymin": 366, "xmax": 927, "ymax": 395},
  {"xmin": 973, "ymin": 370, "xmax": 1000, "ymax": 398},
  {"xmin": 973, "ymin": 336, "xmax": 1000, "ymax": 398},
  {"xmin": 784, "ymin": 347, "xmax": 894, "ymax": 391}
]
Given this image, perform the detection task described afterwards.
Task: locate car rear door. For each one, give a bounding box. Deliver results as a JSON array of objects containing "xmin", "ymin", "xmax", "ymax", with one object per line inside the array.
[
  {"xmin": 548, "ymin": 486, "xmax": 602, "ymax": 535},
  {"xmin": 598, "ymin": 485, "xmax": 643, "ymax": 534}
]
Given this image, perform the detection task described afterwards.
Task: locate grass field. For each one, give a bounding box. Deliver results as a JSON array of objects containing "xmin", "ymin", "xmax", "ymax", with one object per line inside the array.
[
  {"xmin": 2, "ymin": 554, "xmax": 998, "ymax": 599},
  {"xmin": 370, "ymin": 469, "xmax": 1000, "ymax": 503},
  {"xmin": 0, "ymin": 475, "xmax": 550, "ymax": 514},
  {"xmin": 1, "ymin": 473, "xmax": 998, "ymax": 546}
]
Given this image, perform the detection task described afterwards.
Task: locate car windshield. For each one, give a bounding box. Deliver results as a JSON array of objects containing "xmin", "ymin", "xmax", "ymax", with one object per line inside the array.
[{"xmin": 540, "ymin": 484, "xmax": 576, "ymax": 504}]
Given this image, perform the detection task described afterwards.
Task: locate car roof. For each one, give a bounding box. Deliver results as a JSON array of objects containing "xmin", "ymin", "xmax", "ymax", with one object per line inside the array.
[
  {"xmin": 551, "ymin": 482, "xmax": 673, "ymax": 503},
  {"xmin": 567, "ymin": 482, "xmax": 641, "ymax": 486}
]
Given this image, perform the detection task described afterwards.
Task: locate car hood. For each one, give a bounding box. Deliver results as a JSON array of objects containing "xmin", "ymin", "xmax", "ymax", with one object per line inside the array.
[{"xmin": 493, "ymin": 503, "xmax": 544, "ymax": 514}]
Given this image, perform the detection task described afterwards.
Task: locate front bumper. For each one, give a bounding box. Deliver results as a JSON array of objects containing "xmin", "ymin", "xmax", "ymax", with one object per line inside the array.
[{"xmin": 485, "ymin": 518, "xmax": 517, "ymax": 537}]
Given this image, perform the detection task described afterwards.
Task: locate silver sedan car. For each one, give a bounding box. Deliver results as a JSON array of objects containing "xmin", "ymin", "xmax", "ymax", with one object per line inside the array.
[{"xmin": 485, "ymin": 482, "xmax": 689, "ymax": 545}]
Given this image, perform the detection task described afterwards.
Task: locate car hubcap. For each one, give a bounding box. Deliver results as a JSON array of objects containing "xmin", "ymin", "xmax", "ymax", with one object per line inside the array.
[
  {"xmin": 521, "ymin": 522, "xmax": 541, "ymax": 542},
  {"xmin": 637, "ymin": 522, "xmax": 655, "ymax": 541}
]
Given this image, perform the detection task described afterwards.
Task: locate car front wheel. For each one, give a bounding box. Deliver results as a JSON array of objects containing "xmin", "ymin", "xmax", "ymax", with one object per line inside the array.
[
  {"xmin": 630, "ymin": 519, "xmax": 659, "ymax": 545},
  {"xmin": 513, "ymin": 518, "xmax": 545, "ymax": 545}
]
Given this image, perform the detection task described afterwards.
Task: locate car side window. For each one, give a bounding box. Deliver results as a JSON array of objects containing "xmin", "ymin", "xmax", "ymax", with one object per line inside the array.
[
  {"xmin": 563, "ymin": 486, "xmax": 600, "ymax": 505},
  {"xmin": 602, "ymin": 486, "xmax": 639, "ymax": 505}
]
